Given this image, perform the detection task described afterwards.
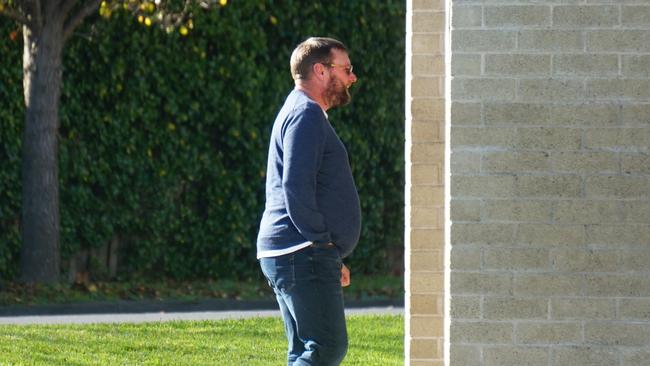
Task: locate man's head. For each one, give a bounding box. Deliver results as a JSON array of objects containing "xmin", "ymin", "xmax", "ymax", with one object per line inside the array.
[
  {"xmin": 290, "ymin": 37, "xmax": 357, "ymax": 110},
  {"xmin": 290, "ymin": 37, "xmax": 347, "ymax": 81}
]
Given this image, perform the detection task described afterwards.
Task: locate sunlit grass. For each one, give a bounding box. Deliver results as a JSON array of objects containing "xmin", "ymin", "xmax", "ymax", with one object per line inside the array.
[{"xmin": 0, "ymin": 315, "xmax": 403, "ymax": 365}]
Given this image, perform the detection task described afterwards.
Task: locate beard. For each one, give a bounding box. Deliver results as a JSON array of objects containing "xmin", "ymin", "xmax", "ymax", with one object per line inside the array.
[{"xmin": 324, "ymin": 75, "xmax": 351, "ymax": 109}]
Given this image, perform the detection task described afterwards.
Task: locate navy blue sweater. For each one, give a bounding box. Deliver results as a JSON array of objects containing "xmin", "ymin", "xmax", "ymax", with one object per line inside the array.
[{"xmin": 256, "ymin": 89, "xmax": 361, "ymax": 258}]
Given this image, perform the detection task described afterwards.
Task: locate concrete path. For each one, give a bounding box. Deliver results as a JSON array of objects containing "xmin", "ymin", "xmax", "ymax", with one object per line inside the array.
[
  {"xmin": 0, "ymin": 306, "xmax": 403, "ymax": 325},
  {"xmin": 0, "ymin": 299, "xmax": 403, "ymax": 325}
]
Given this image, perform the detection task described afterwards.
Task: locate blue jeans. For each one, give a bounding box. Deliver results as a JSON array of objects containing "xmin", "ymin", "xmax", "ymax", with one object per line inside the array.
[{"xmin": 260, "ymin": 246, "xmax": 348, "ymax": 366}]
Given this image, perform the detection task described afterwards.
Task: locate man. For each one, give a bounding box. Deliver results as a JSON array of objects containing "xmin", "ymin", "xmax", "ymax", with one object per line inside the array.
[{"xmin": 256, "ymin": 37, "xmax": 361, "ymax": 366}]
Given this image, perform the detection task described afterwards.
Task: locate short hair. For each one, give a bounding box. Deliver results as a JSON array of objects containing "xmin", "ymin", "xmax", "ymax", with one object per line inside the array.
[{"xmin": 290, "ymin": 37, "xmax": 347, "ymax": 80}]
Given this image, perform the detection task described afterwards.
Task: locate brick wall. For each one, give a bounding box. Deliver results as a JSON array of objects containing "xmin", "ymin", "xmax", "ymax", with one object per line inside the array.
[
  {"xmin": 450, "ymin": 1, "xmax": 650, "ymax": 365},
  {"xmin": 406, "ymin": 0, "xmax": 447, "ymax": 365}
]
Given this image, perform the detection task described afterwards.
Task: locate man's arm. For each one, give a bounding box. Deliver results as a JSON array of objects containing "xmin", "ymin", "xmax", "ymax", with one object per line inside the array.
[{"xmin": 281, "ymin": 107, "xmax": 332, "ymax": 244}]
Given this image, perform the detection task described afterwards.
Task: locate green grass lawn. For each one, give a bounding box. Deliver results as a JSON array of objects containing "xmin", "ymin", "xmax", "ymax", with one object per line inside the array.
[{"xmin": 0, "ymin": 315, "xmax": 403, "ymax": 366}]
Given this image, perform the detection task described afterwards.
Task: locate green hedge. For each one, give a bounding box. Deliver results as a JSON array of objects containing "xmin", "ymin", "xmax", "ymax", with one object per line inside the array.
[{"xmin": 0, "ymin": 1, "xmax": 405, "ymax": 281}]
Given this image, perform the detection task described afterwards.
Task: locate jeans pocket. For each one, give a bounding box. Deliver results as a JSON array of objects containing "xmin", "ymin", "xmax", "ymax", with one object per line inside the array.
[{"xmin": 260, "ymin": 255, "xmax": 295, "ymax": 292}]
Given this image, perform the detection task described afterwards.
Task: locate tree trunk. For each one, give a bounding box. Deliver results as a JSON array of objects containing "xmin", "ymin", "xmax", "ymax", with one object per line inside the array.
[{"xmin": 19, "ymin": 20, "xmax": 65, "ymax": 283}]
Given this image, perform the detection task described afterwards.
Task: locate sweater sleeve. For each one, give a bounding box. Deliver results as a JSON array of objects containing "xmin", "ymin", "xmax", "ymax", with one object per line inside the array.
[{"xmin": 281, "ymin": 106, "xmax": 332, "ymax": 244}]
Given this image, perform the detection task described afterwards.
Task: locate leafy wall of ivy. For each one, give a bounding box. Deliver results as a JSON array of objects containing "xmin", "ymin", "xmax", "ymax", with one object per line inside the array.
[{"xmin": 0, "ymin": 1, "xmax": 405, "ymax": 281}]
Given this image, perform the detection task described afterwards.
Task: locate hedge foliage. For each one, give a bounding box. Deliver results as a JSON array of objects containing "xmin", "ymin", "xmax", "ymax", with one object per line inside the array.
[{"xmin": 0, "ymin": 1, "xmax": 405, "ymax": 281}]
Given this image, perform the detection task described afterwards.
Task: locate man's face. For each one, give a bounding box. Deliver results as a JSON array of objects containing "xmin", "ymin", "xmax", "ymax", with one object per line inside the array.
[{"xmin": 324, "ymin": 49, "xmax": 357, "ymax": 109}]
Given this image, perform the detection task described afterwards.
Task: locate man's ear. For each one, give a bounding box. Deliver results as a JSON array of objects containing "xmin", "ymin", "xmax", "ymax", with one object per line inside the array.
[{"xmin": 312, "ymin": 63, "xmax": 327, "ymax": 80}]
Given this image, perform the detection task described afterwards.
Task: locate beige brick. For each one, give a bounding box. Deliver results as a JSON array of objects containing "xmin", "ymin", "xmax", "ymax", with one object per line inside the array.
[
  {"xmin": 452, "ymin": 78, "xmax": 516, "ymax": 100},
  {"xmin": 588, "ymin": 79, "xmax": 650, "ymax": 100},
  {"xmin": 453, "ymin": 30, "xmax": 517, "ymax": 52},
  {"xmin": 550, "ymin": 103, "xmax": 619, "ymax": 127},
  {"xmin": 450, "ymin": 247, "xmax": 481, "ymax": 270},
  {"xmin": 410, "ymin": 338, "xmax": 440, "ymax": 360},
  {"xmin": 411, "ymin": 98, "xmax": 444, "ymax": 120},
  {"xmin": 623, "ymin": 55, "xmax": 650, "ymax": 78},
  {"xmin": 584, "ymin": 128, "xmax": 650, "ymax": 151},
  {"xmin": 553, "ymin": 347, "xmax": 619, "ymax": 366},
  {"xmin": 622, "ymin": 153, "xmax": 650, "ymax": 175},
  {"xmin": 514, "ymin": 274, "xmax": 584, "ymax": 296},
  {"xmin": 484, "ymin": 248, "xmax": 550, "ymax": 271},
  {"xmin": 412, "ymin": 186, "xmax": 445, "ymax": 207},
  {"xmin": 452, "ymin": 176, "xmax": 517, "ymax": 198},
  {"xmin": 410, "ymin": 361, "xmax": 443, "ymax": 366},
  {"xmin": 485, "ymin": 54, "xmax": 550, "ymax": 76},
  {"xmin": 518, "ymin": 79, "xmax": 584, "ymax": 101},
  {"xmin": 412, "ymin": 121, "xmax": 444, "ymax": 142},
  {"xmin": 622, "ymin": 202, "xmax": 650, "ymax": 223},
  {"xmin": 484, "ymin": 103, "xmax": 551, "ymax": 126},
  {"xmin": 452, "ymin": 127, "xmax": 516, "ymax": 149},
  {"xmin": 410, "ymin": 229, "xmax": 444, "ymax": 250},
  {"xmin": 411, "ymin": 250, "xmax": 443, "ymax": 272},
  {"xmin": 555, "ymin": 200, "xmax": 623, "ymax": 224},
  {"xmin": 483, "ymin": 346, "xmax": 548, "ymax": 366},
  {"xmin": 551, "ymin": 151, "xmax": 620, "ymax": 174},
  {"xmin": 515, "ymin": 128, "xmax": 582, "ymax": 150},
  {"xmin": 585, "ymin": 322, "xmax": 650, "ymax": 346},
  {"xmin": 482, "ymin": 152, "xmax": 551, "ymax": 174},
  {"xmin": 553, "ymin": 5, "xmax": 619, "ymax": 27},
  {"xmin": 620, "ymin": 250, "xmax": 650, "ymax": 272},
  {"xmin": 484, "ymin": 297, "xmax": 548, "ymax": 320},
  {"xmin": 411, "ymin": 206, "xmax": 443, "ymax": 228},
  {"xmin": 619, "ymin": 298, "xmax": 650, "ymax": 321},
  {"xmin": 622, "ymin": 5, "xmax": 650, "ymax": 26},
  {"xmin": 412, "ymin": 164, "xmax": 443, "ymax": 185},
  {"xmin": 413, "ymin": 55, "xmax": 445, "ymax": 76},
  {"xmin": 453, "ymin": 5, "xmax": 482, "ymax": 28},
  {"xmin": 451, "ymin": 321, "xmax": 514, "ymax": 343},
  {"xmin": 451, "ymin": 295, "xmax": 481, "ymax": 319},
  {"xmin": 623, "ymin": 350, "xmax": 650, "ymax": 366},
  {"xmin": 516, "ymin": 224, "xmax": 585, "ymax": 246},
  {"xmin": 412, "ymin": 143, "xmax": 444, "ymax": 163},
  {"xmin": 451, "ymin": 151, "xmax": 481, "ymax": 174},
  {"xmin": 551, "ymin": 249, "xmax": 620, "ymax": 272},
  {"xmin": 451, "ymin": 223, "xmax": 516, "ymax": 245},
  {"xmin": 450, "ymin": 199, "xmax": 481, "ymax": 222},
  {"xmin": 516, "ymin": 322, "xmax": 582, "ymax": 344},
  {"xmin": 587, "ymin": 225, "xmax": 650, "ymax": 247},
  {"xmin": 483, "ymin": 200, "xmax": 553, "ymax": 222},
  {"xmin": 413, "ymin": 0, "xmax": 444, "ymax": 11},
  {"xmin": 551, "ymin": 298, "xmax": 616, "ymax": 320},
  {"xmin": 411, "ymin": 293, "xmax": 442, "ymax": 316},
  {"xmin": 413, "ymin": 76, "xmax": 443, "ymax": 98},
  {"xmin": 413, "ymin": 11, "xmax": 445, "ymax": 33},
  {"xmin": 411, "ymin": 272, "xmax": 444, "ymax": 294},
  {"xmin": 486, "ymin": 5, "xmax": 550, "ymax": 27},
  {"xmin": 518, "ymin": 30, "xmax": 583, "ymax": 51},
  {"xmin": 622, "ymin": 104, "xmax": 650, "ymax": 126},
  {"xmin": 584, "ymin": 274, "xmax": 650, "ymax": 297},
  {"xmin": 515, "ymin": 176, "xmax": 583, "ymax": 198},
  {"xmin": 588, "ymin": 30, "xmax": 650, "ymax": 52},
  {"xmin": 413, "ymin": 33, "xmax": 443, "ymax": 54},
  {"xmin": 451, "ymin": 54, "xmax": 481, "ymax": 77},
  {"xmin": 411, "ymin": 316, "xmax": 443, "ymax": 337},
  {"xmin": 452, "ymin": 272, "xmax": 513, "ymax": 295},
  {"xmin": 451, "ymin": 102, "xmax": 481, "ymax": 125},
  {"xmin": 450, "ymin": 345, "xmax": 480, "ymax": 366},
  {"xmin": 586, "ymin": 176, "xmax": 650, "ymax": 199},
  {"xmin": 554, "ymin": 54, "xmax": 619, "ymax": 76}
]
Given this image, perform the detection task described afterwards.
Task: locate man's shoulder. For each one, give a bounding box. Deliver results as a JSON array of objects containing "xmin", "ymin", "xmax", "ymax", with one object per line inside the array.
[{"xmin": 279, "ymin": 92, "xmax": 326, "ymax": 126}]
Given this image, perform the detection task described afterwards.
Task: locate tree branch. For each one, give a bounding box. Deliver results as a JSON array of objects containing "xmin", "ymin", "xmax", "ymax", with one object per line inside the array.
[
  {"xmin": 62, "ymin": 0, "xmax": 101, "ymax": 42},
  {"xmin": 0, "ymin": 5, "xmax": 30, "ymax": 25}
]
